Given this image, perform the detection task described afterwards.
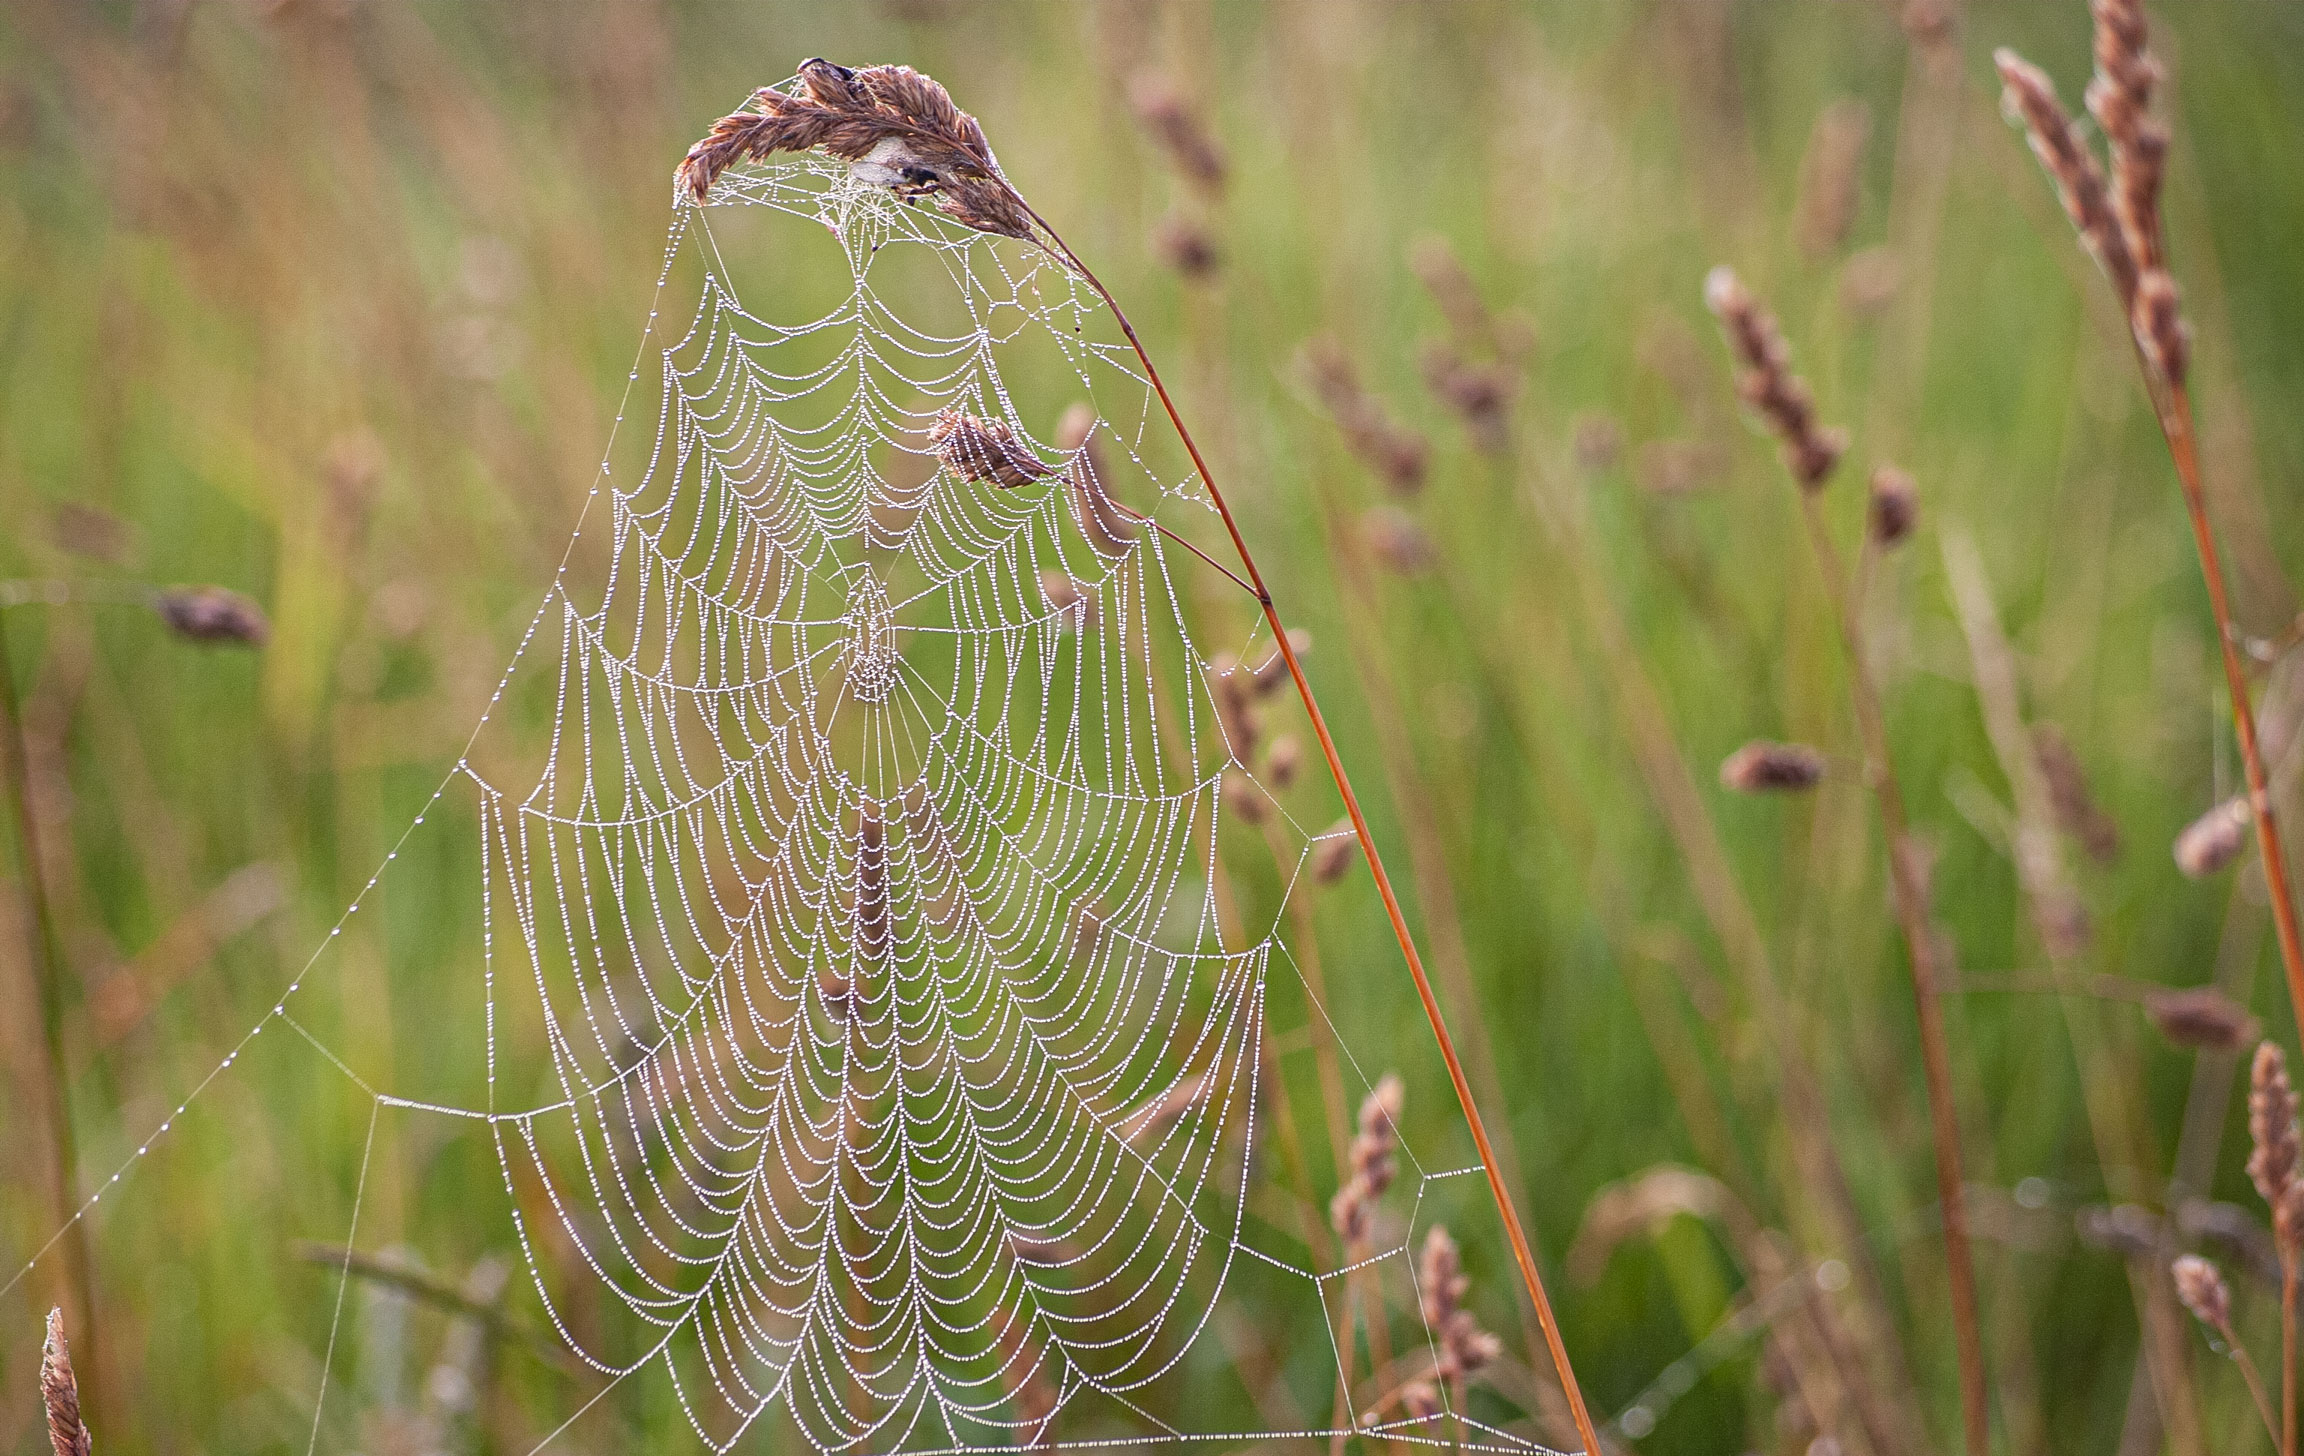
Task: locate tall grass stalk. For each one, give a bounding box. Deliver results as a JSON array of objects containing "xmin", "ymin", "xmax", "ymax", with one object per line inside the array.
[
  {"xmin": 0, "ymin": 618, "xmax": 101, "ymax": 1427},
  {"xmin": 1942, "ymin": 526, "xmax": 2206, "ymax": 1455},
  {"xmin": 1996, "ymin": 12, "xmax": 2304, "ymax": 1062},
  {"xmin": 1704, "ymin": 266, "xmax": 1987, "ymax": 1456}
]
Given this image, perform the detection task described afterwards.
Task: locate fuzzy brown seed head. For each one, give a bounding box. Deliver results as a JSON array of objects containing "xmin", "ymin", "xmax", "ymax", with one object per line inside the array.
[
  {"xmin": 2247, "ymin": 1041, "xmax": 2301, "ymax": 1218},
  {"xmin": 2134, "ymin": 268, "xmax": 2190, "ymax": 385},
  {"xmin": 1867, "ymin": 465, "xmax": 1919, "ymax": 548},
  {"xmin": 1222, "ymin": 770, "xmax": 1270, "ymax": 825},
  {"xmin": 1265, "ymin": 734, "xmax": 1303, "ymax": 791},
  {"xmin": 2087, "ymin": 0, "xmax": 2167, "ymax": 272},
  {"xmin": 677, "ymin": 60, "xmax": 1033, "ymax": 240},
  {"xmin": 1329, "ymin": 1073, "xmax": 1403, "ymax": 1244},
  {"xmin": 1703, "ymin": 266, "xmax": 1845, "ymax": 490},
  {"xmin": 1311, "ymin": 827, "xmax": 1358, "ymax": 886},
  {"xmin": 2032, "ymin": 725, "xmax": 2121, "ymax": 864},
  {"xmin": 1419, "ymin": 341, "xmax": 1513, "ymax": 455},
  {"xmin": 1056, "ymin": 405, "xmax": 1138, "ymax": 557},
  {"xmin": 1720, "ymin": 740, "xmax": 1827, "ymax": 793},
  {"xmin": 1794, "ymin": 99, "xmax": 1872, "ymax": 261},
  {"xmin": 1409, "ymin": 237, "xmax": 1496, "ymax": 350},
  {"xmin": 930, "ymin": 410, "xmax": 1057, "ymax": 490},
  {"xmin": 1995, "ymin": 49, "xmax": 2140, "ymax": 308},
  {"xmin": 1248, "ymin": 630, "xmax": 1310, "ymax": 698},
  {"xmin": 1302, "ymin": 337, "xmax": 1429, "ymax": 497},
  {"xmin": 1211, "ymin": 651, "xmax": 1259, "ymax": 759},
  {"xmin": 1038, "ymin": 570, "xmax": 1091, "ymax": 629},
  {"xmin": 41, "ymin": 1308, "xmax": 90, "ymax": 1456},
  {"xmin": 1151, "ymin": 213, "xmax": 1219, "ymax": 278},
  {"xmin": 1128, "ymin": 73, "xmax": 1227, "ymax": 195},
  {"xmin": 2145, "ymin": 986, "xmax": 2260, "ymax": 1054},
  {"xmin": 155, "ymin": 584, "xmax": 271, "ymax": 646},
  {"xmin": 1419, "ymin": 1224, "xmax": 1503, "ymax": 1383},
  {"xmin": 1839, "ymin": 246, "xmax": 1904, "ymax": 317},
  {"xmin": 2174, "ymin": 796, "xmax": 2253, "ymax": 878},
  {"xmin": 2171, "ymin": 1253, "xmax": 2232, "ymax": 1330},
  {"xmin": 1363, "ymin": 506, "xmax": 1437, "ymax": 575}
]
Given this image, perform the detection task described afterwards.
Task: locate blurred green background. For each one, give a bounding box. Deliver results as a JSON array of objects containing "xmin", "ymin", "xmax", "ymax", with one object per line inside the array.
[{"xmin": 5, "ymin": 0, "xmax": 2304, "ymax": 1452}]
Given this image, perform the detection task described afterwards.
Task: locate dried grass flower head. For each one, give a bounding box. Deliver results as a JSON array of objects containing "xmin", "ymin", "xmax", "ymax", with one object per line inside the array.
[
  {"xmin": 2174, "ymin": 795, "xmax": 2253, "ymax": 878},
  {"xmin": 678, "ymin": 58, "xmax": 1033, "ymax": 240},
  {"xmin": 2248, "ymin": 1041, "xmax": 2302, "ymax": 1230},
  {"xmin": 1151, "ymin": 212, "xmax": 1219, "ymax": 278},
  {"xmin": 1419, "ymin": 1224, "xmax": 1503, "ymax": 1384},
  {"xmin": 1867, "ymin": 465, "xmax": 1918, "ymax": 548},
  {"xmin": 930, "ymin": 409, "xmax": 1057, "ymax": 490},
  {"xmin": 1128, "ymin": 73, "xmax": 1227, "ymax": 196},
  {"xmin": 1329, "ymin": 1073, "xmax": 1403, "ymax": 1244},
  {"xmin": 1720, "ymin": 740, "xmax": 1827, "ymax": 793},
  {"xmin": 1311, "ymin": 826, "xmax": 1359, "ymax": 886},
  {"xmin": 2032, "ymin": 725, "xmax": 2120, "ymax": 864},
  {"xmin": 155, "ymin": 584, "xmax": 270, "ymax": 646},
  {"xmin": 1794, "ymin": 99, "xmax": 1872, "ymax": 261},
  {"xmin": 1993, "ymin": 50, "xmax": 2138, "ymax": 308},
  {"xmin": 41, "ymin": 1308, "xmax": 91, "ymax": 1456},
  {"xmin": 1703, "ymin": 267, "xmax": 1846, "ymax": 490},
  {"xmin": 2144, "ymin": 985, "xmax": 2259, "ymax": 1053},
  {"xmin": 2170, "ymin": 1253, "xmax": 2231, "ymax": 1329},
  {"xmin": 1301, "ymin": 336, "xmax": 1429, "ymax": 497}
]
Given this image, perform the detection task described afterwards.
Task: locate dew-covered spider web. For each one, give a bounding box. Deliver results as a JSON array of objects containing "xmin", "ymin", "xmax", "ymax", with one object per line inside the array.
[{"xmin": 7, "ymin": 109, "xmax": 1571, "ymax": 1456}]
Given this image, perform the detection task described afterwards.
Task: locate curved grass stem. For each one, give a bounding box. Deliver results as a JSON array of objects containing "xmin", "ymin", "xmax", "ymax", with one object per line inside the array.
[{"xmin": 1016, "ymin": 200, "xmax": 1604, "ymax": 1456}]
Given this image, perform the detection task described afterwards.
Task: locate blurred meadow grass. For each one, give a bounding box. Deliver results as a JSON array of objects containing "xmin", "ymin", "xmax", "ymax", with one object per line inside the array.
[{"xmin": 4, "ymin": 0, "xmax": 2304, "ymax": 1451}]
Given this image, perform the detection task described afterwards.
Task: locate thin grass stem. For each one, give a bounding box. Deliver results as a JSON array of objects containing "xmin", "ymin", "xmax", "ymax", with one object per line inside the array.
[{"xmin": 1016, "ymin": 199, "xmax": 1605, "ymax": 1456}]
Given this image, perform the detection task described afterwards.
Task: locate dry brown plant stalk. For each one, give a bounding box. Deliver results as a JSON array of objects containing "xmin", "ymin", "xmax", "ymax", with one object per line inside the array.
[
  {"xmin": 41, "ymin": 1308, "xmax": 91, "ymax": 1456},
  {"xmin": 1998, "ymin": 15, "xmax": 2304, "ymax": 1081},
  {"xmin": 1707, "ymin": 266, "xmax": 1987, "ymax": 1456},
  {"xmin": 682, "ymin": 61, "xmax": 1606, "ymax": 1455}
]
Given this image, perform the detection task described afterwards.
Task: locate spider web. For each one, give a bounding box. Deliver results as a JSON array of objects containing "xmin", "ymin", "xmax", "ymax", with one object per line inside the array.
[{"xmin": 7, "ymin": 112, "xmax": 1568, "ymax": 1456}]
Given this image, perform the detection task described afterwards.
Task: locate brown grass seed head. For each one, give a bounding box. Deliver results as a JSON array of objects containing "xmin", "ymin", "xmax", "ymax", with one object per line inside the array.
[
  {"xmin": 1794, "ymin": 99, "xmax": 1871, "ymax": 261},
  {"xmin": 1128, "ymin": 73, "xmax": 1227, "ymax": 196},
  {"xmin": 1703, "ymin": 266, "xmax": 1846, "ymax": 489},
  {"xmin": 2174, "ymin": 795, "xmax": 2253, "ymax": 878},
  {"xmin": 1993, "ymin": 49, "xmax": 2140, "ymax": 309},
  {"xmin": 1302, "ymin": 336, "xmax": 1429, "ymax": 496},
  {"xmin": 42, "ymin": 1308, "xmax": 91, "ymax": 1456},
  {"xmin": 1867, "ymin": 465, "xmax": 1919, "ymax": 547},
  {"xmin": 677, "ymin": 59, "xmax": 1032, "ymax": 240},
  {"xmin": 2144, "ymin": 985, "xmax": 2260, "ymax": 1054},
  {"xmin": 1311, "ymin": 826, "xmax": 1358, "ymax": 885},
  {"xmin": 931, "ymin": 409, "xmax": 1057, "ymax": 490},
  {"xmin": 1419, "ymin": 1224, "xmax": 1504, "ymax": 1383},
  {"xmin": 2171, "ymin": 1253, "xmax": 2233, "ymax": 1330},
  {"xmin": 2247, "ymin": 1041, "xmax": 2301, "ymax": 1222},
  {"xmin": 155, "ymin": 584, "xmax": 271, "ymax": 646},
  {"xmin": 1720, "ymin": 739, "xmax": 1827, "ymax": 793},
  {"xmin": 2032, "ymin": 724, "xmax": 2121, "ymax": 863}
]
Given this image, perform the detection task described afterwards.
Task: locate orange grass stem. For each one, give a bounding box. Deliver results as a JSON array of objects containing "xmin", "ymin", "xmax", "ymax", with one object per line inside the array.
[
  {"xmin": 2158, "ymin": 382, "xmax": 2304, "ymax": 1051},
  {"xmin": 1019, "ymin": 201, "xmax": 1605, "ymax": 1456}
]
